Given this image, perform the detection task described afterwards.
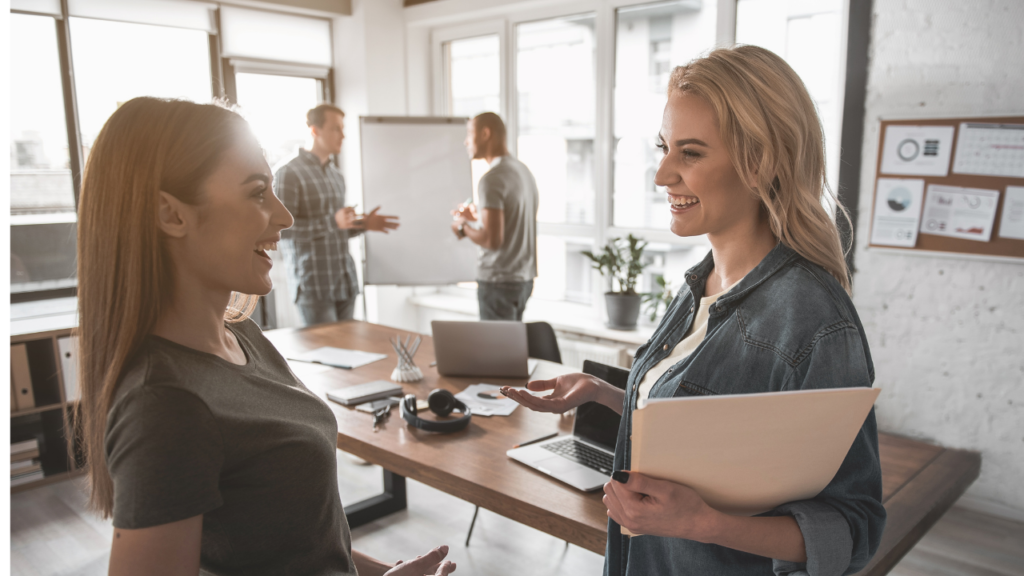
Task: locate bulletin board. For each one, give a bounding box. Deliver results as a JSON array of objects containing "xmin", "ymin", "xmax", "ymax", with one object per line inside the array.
[{"xmin": 868, "ymin": 115, "xmax": 1024, "ymax": 261}]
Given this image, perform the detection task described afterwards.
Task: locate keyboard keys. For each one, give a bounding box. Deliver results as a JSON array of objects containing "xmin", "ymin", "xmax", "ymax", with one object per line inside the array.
[{"xmin": 541, "ymin": 438, "xmax": 613, "ymax": 474}]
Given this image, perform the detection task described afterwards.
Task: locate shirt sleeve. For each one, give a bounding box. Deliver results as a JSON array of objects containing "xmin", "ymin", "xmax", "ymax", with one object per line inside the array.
[
  {"xmin": 106, "ymin": 386, "xmax": 224, "ymax": 529},
  {"xmin": 772, "ymin": 327, "xmax": 887, "ymax": 576},
  {"xmin": 274, "ymin": 165, "xmax": 338, "ymax": 242},
  {"xmin": 478, "ymin": 171, "xmax": 507, "ymax": 211}
]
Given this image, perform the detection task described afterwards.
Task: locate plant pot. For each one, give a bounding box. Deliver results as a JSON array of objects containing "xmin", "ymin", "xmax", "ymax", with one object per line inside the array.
[{"xmin": 605, "ymin": 292, "xmax": 641, "ymax": 330}]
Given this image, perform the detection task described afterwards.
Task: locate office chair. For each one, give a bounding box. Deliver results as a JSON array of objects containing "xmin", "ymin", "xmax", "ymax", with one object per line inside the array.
[{"xmin": 525, "ymin": 321, "xmax": 562, "ymax": 364}]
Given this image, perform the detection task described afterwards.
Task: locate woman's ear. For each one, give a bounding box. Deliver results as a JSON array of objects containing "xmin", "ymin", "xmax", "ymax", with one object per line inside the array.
[{"xmin": 157, "ymin": 191, "xmax": 190, "ymax": 238}]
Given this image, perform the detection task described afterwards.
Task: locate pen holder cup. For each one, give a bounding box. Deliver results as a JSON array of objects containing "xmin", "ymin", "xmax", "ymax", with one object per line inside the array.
[{"xmin": 391, "ymin": 364, "xmax": 423, "ymax": 383}]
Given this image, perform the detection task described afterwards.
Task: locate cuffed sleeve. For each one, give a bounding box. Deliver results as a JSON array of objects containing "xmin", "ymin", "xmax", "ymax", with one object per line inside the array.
[
  {"xmin": 773, "ymin": 327, "xmax": 887, "ymax": 576},
  {"xmin": 275, "ymin": 165, "xmax": 337, "ymax": 242}
]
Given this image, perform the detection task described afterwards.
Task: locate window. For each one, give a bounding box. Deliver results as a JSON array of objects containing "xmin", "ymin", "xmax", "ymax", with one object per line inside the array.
[
  {"xmin": 533, "ymin": 235, "xmax": 594, "ymax": 304},
  {"xmin": 612, "ymin": 0, "xmax": 719, "ymax": 229},
  {"xmin": 516, "ymin": 14, "xmax": 597, "ymax": 225},
  {"xmin": 10, "ymin": 13, "xmax": 77, "ymax": 294},
  {"xmin": 234, "ymin": 73, "xmax": 322, "ymax": 171},
  {"xmin": 70, "ymin": 17, "xmax": 212, "ymax": 166},
  {"xmin": 736, "ymin": 0, "xmax": 845, "ymax": 195},
  {"xmin": 445, "ymin": 34, "xmax": 501, "ymax": 192}
]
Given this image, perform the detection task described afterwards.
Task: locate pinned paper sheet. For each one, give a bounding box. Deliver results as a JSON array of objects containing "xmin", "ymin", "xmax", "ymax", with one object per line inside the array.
[
  {"xmin": 871, "ymin": 178, "xmax": 925, "ymax": 247},
  {"xmin": 919, "ymin": 185, "xmax": 1000, "ymax": 242},
  {"xmin": 880, "ymin": 125, "xmax": 955, "ymax": 176},
  {"xmin": 998, "ymin": 186, "xmax": 1024, "ymax": 241},
  {"xmin": 952, "ymin": 123, "xmax": 1024, "ymax": 178}
]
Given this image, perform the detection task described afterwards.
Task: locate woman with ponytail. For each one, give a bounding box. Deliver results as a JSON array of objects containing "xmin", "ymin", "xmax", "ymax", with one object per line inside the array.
[
  {"xmin": 77, "ymin": 97, "xmax": 454, "ymax": 576},
  {"xmin": 504, "ymin": 45, "xmax": 885, "ymax": 576}
]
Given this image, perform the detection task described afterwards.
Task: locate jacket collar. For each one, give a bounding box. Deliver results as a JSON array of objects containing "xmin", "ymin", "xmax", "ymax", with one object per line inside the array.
[{"xmin": 683, "ymin": 242, "xmax": 799, "ymax": 309}]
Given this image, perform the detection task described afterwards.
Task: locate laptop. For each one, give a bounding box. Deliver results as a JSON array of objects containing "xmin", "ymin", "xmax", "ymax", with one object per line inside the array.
[
  {"xmin": 432, "ymin": 320, "xmax": 538, "ymax": 378},
  {"xmin": 506, "ymin": 361, "xmax": 629, "ymax": 491}
]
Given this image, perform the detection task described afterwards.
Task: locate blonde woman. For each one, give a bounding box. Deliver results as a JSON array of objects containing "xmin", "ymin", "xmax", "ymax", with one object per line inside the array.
[
  {"xmin": 76, "ymin": 97, "xmax": 455, "ymax": 576},
  {"xmin": 503, "ymin": 45, "xmax": 885, "ymax": 576}
]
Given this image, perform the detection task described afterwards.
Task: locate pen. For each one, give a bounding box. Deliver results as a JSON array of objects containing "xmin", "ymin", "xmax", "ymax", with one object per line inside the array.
[{"xmin": 513, "ymin": 432, "xmax": 558, "ymax": 449}]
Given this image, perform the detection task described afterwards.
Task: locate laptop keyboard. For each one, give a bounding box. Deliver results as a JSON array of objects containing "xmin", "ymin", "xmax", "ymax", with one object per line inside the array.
[{"xmin": 541, "ymin": 438, "xmax": 613, "ymax": 475}]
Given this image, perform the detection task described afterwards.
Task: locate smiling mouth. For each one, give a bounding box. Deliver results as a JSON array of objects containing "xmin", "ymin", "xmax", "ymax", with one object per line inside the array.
[
  {"xmin": 668, "ymin": 195, "xmax": 700, "ymax": 210},
  {"xmin": 254, "ymin": 241, "xmax": 278, "ymax": 258}
]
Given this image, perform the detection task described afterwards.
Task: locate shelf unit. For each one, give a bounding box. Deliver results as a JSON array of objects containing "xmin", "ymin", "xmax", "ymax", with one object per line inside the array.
[{"xmin": 10, "ymin": 298, "xmax": 84, "ymax": 493}]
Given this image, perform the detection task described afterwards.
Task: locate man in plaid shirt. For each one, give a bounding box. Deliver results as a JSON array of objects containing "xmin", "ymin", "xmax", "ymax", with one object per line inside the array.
[{"xmin": 274, "ymin": 104, "xmax": 399, "ymax": 325}]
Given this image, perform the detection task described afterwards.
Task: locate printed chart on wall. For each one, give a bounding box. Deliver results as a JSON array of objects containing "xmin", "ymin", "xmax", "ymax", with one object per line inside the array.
[{"xmin": 870, "ymin": 116, "xmax": 1024, "ymax": 261}]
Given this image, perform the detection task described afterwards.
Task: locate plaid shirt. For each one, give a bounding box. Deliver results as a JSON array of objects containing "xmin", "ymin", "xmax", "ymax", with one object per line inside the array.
[{"xmin": 274, "ymin": 149, "xmax": 361, "ymax": 304}]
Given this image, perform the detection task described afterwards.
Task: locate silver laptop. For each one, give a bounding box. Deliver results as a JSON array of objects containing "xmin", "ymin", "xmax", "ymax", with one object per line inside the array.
[
  {"xmin": 507, "ymin": 398, "xmax": 621, "ymax": 491},
  {"xmin": 432, "ymin": 321, "xmax": 537, "ymax": 378}
]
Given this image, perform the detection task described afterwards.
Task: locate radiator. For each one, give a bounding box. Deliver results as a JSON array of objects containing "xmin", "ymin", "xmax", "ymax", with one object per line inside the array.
[{"xmin": 557, "ymin": 338, "xmax": 630, "ymax": 370}]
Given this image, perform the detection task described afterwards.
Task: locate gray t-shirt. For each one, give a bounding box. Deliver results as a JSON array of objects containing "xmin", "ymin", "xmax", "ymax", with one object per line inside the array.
[
  {"xmin": 476, "ymin": 155, "xmax": 539, "ymax": 282},
  {"xmin": 106, "ymin": 319, "xmax": 356, "ymax": 576}
]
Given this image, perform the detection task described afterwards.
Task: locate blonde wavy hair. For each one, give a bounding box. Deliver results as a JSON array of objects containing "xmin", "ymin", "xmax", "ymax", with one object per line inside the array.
[
  {"xmin": 76, "ymin": 97, "xmax": 258, "ymax": 517},
  {"xmin": 669, "ymin": 45, "xmax": 852, "ymax": 293}
]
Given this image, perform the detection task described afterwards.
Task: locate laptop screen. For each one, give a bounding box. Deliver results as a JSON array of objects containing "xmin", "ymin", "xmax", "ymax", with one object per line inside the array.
[{"xmin": 573, "ymin": 360, "xmax": 629, "ymax": 452}]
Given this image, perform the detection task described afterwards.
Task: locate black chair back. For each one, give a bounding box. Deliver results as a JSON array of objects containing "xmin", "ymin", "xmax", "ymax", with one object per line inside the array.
[
  {"xmin": 582, "ymin": 360, "xmax": 629, "ymax": 390},
  {"xmin": 525, "ymin": 321, "xmax": 562, "ymax": 364}
]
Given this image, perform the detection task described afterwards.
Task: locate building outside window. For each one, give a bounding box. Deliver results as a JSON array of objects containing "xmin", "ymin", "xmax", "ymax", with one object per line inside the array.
[
  {"xmin": 612, "ymin": 0, "xmax": 719, "ymax": 230},
  {"xmin": 10, "ymin": 13, "xmax": 79, "ymax": 295},
  {"xmin": 516, "ymin": 14, "xmax": 597, "ymax": 226}
]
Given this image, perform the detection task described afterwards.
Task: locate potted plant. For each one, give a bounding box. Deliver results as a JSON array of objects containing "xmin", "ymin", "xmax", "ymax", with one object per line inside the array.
[
  {"xmin": 583, "ymin": 234, "xmax": 649, "ymax": 330},
  {"xmin": 641, "ymin": 274, "xmax": 675, "ymax": 324}
]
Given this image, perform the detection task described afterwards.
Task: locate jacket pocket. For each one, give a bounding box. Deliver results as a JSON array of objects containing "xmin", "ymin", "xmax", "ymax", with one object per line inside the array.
[{"xmin": 674, "ymin": 379, "xmax": 718, "ymax": 397}]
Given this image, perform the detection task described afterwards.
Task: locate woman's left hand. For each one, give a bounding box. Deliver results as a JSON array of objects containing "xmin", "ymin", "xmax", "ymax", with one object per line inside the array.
[{"xmin": 603, "ymin": 471, "xmax": 720, "ymax": 541}]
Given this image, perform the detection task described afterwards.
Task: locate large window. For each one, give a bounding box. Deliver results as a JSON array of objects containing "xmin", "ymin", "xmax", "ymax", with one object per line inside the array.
[
  {"xmin": 736, "ymin": 0, "xmax": 845, "ymax": 195},
  {"xmin": 10, "ymin": 13, "xmax": 77, "ymax": 294},
  {"xmin": 70, "ymin": 17, "xmax": 212, "ymax": 165},
  {"xmin": 612, "ymin": 0, "xmax": 719, "ymax": 229},
  {"xmin": 444, "ymin": 34, "xmax": 502, "ymax": 192},
  {"xmin": 235, "ymin": 73, "xmax": 322, "ymax": 171},
  {"xmin": 516, "ymin": 14, "xmax": 597, "ymax": 226}
]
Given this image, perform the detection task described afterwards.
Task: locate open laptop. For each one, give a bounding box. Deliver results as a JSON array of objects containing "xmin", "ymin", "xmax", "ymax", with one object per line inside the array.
[
  {"xmin": 432, "ymin": 320, "xmax": 537, "ymax": 378},
  {"xmin": 507, "ymin": 361, "xmax": 629, "ymax": 491}
]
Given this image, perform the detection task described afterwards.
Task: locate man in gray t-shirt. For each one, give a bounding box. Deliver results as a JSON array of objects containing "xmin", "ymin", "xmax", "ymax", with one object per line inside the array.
[{"xmin": 451, "ymin": 112, "xmax": 539, "ymax": 321}]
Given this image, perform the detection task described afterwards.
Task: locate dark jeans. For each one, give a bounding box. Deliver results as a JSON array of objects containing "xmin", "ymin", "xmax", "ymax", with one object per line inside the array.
[
  {"xmin": 297, "ymin": 297, "xmax": 357, "ymax": 327},
  {"xmin": 477, "ymin": 280, "xmax": 533, "ymax": 321}
]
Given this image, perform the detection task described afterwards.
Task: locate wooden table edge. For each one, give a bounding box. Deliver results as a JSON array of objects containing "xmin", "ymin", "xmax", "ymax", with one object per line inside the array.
[
  {"xmin": 337, "ymin": 435, "xmax": 609, "ymax": 554},
  {"xmin": 856, "ymin": 447, "xmax": 981, "ymax": 576}
]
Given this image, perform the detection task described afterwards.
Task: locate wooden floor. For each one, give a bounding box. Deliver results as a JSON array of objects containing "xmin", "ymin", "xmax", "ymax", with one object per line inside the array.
[{"xmin": 10, "ymin": 453, "xmax": 1024, "ymax": 576}]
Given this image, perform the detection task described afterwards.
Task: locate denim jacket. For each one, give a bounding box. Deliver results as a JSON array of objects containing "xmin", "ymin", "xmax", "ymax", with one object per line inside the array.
[{"xmin": 604, "ymin": 243, "xmax": 886, "ymax": 576}]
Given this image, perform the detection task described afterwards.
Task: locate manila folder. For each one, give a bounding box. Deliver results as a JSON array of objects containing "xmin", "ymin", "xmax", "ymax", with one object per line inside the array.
[{"xmin": 630, "ymin": 387, "xmax": 880, "ymax": 517}]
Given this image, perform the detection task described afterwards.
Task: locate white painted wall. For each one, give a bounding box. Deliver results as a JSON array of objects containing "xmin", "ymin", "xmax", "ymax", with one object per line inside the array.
[{"xmin": 854, "ymin": 0, "xmax": 1024, "ymax": 517}]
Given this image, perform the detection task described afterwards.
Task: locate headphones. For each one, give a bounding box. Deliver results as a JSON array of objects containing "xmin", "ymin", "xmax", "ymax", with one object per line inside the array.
[{"xmin": 400, "ymin": 389, "xmax": 472, "ymax": 433}]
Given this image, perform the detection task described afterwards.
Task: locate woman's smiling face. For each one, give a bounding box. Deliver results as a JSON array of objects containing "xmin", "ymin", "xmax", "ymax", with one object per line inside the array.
[
  {"xmin": 170, "ymin": 136, "xmax": 294, "ymax": 297},
  {"xmin": 655, "ymin": 92, "xmax": 762, "ymax": 239}
]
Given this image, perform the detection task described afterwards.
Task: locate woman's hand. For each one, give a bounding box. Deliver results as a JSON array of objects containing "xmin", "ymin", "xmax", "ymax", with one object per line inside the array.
[
  {"xmin": 500, "ymin": 373, "xmax": 604, "ymax": 414},
  {"xmin": 602, "ymin": 471, "xmax": 719, "ymax": 541},
  {"xmin": 384, "ymin": 545, "xmax": 456, "ymax": 576}
]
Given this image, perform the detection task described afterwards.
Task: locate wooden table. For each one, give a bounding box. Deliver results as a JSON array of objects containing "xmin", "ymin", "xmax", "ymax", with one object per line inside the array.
[{"xmin": 265, "ymin": 321, "xmax": 981, "ymax": 576}]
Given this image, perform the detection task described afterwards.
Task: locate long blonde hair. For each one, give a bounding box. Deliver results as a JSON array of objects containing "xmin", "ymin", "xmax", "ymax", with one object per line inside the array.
[
  {"xmin": 76, "ymin": 97, "xmax": 256, "ymax": 517},
  {"xmin": 669, "ymin": 45, "xmax": 852, "ymax": 292}
]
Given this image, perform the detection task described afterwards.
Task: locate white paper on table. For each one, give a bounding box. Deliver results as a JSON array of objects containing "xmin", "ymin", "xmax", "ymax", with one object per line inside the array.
[
  {"xmin": 880, "ymin": 125, "xmax": 955, "ymax": 176},
  {"xmin": 998, "ymin": 186, "xmax": 1024, "ymax": 240},
  {"xmin": 919, "ymin": 185, "xmax": 1000, "ymax": 242},
  {"xmin": 952, "ymin": 123, "xmax": 1024, "ymax": 178},
  {"xmin": 287, "ymin": 346, "xmax": 388, "ymax": 369},
  {"xmin": 455, "ymin": 384, "xmax": 520, "ymax": 417},
  {"xmin": 870, "ymin": 178, "xmax": 925, "ymax": 247}
]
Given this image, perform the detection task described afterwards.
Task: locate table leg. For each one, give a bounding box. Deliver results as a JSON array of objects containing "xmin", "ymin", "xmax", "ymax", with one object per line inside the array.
[{"xmin": 344, "ymin": 469, "xmax": 407, "ymax": 528}]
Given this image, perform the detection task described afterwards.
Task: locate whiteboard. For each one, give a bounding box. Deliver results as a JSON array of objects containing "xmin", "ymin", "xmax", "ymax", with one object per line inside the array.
[{"xmin": 360, "ymin": 117, "xmax": 478, "ymax": 285}]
